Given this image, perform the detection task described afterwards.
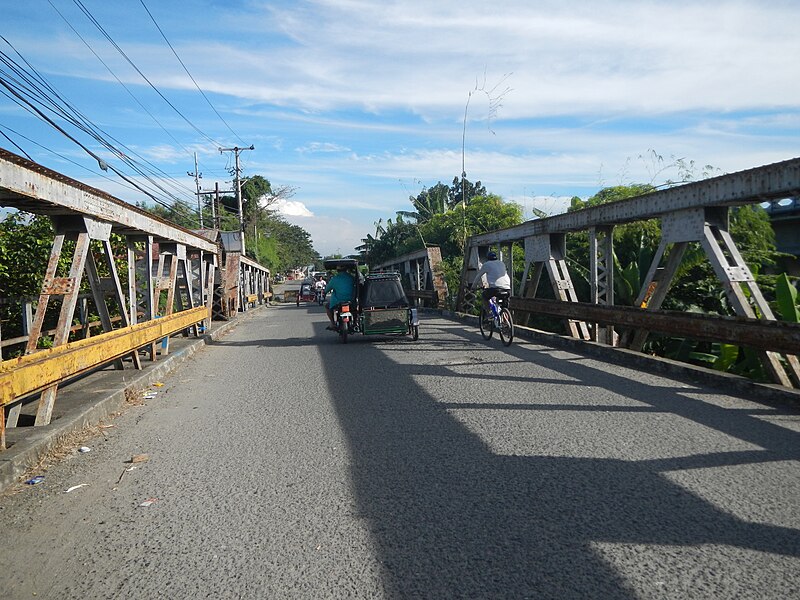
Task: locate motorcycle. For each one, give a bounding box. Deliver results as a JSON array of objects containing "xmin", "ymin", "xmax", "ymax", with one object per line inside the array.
[{"xmin": 333, "ymin": 301, "xmax": 354, "ymax": 343}]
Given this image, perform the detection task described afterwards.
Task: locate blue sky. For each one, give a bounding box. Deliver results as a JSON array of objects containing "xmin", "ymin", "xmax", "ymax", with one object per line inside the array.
[{"xmin": 2, "ymin": 0, "xmax": 799, "ymax": 256}]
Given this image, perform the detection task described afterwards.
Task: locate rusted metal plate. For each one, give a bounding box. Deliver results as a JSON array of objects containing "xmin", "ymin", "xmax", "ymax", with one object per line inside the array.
[
  {"xmin": 509, "ymin": 297, "xmax": 800, "ymax": 354},
  {"xmin": 42, "ymin": 277, "xmax": 76, "ymax": 295},
  {"xmin": 239, "ymin": 254, "xmax": 270, "ymax": 273}
]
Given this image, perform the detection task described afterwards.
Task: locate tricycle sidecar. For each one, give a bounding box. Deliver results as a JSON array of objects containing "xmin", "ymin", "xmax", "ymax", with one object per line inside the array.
[{"xmin": 296, "ymin": 280, "xmax": 316, "ymax": 306}]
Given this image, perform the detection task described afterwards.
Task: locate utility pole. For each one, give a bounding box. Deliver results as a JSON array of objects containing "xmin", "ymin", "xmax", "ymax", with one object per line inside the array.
[
  {"xmin": 219, "ymin": 145, "xmax": 254, "ymax": 254},
  {"xmin": 196, "ymin": 182, "xmax": 234, "ymax": 231},
  {"xmin": 188, "ymin": 152, "xmax": 203, "ymax": 228}
]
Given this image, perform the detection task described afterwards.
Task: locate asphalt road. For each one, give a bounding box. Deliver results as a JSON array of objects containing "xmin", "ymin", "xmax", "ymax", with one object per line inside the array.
[{"xmin": 1, "ymin": 303, "xmax": 800, "ymax": 599}]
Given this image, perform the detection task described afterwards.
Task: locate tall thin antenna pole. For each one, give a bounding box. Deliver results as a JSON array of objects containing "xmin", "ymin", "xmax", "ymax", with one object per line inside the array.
[{"xmin": 461, "ymin": 91, "xmax": 472, "ymax": 249}]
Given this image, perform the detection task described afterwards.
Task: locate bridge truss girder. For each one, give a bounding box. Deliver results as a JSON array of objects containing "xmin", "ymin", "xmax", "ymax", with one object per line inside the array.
[
  {"xmin": 373, "ymin": 247, "xmax": 448, "ymax": 308},
  {"xmin": 457, "ymin": 156, "xmax": 800, "ymax": 388},
  {"xmin": 0, "ymin": 149, "xmax": 267, "ymax": 437}
]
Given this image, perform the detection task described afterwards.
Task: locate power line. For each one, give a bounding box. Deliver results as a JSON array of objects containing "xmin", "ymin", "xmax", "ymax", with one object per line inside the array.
[
  {"xmin": 0, "ymin": 126, "xmax": 32, "ymax": 160},
  {"xmin": 0, "ymin": 52, "xmax": 198, "ymax": 224},
  {"xmin": 0, "ymin": 38, "xmax": 202, "ymax": 222},
  {"xmin": 0, "ymin": 120, "xmax": 150, "ymax": 194},
  {"xmin": 139, "ymin": 0, "xmax": 246, "ymax": 146},
  {"xmin": 70, "ymin": 0, "xmax": 222, "ymax": 148},
  {"xmin": 46, "ymin": 0, "xmax": 195, "ymax": 158}
]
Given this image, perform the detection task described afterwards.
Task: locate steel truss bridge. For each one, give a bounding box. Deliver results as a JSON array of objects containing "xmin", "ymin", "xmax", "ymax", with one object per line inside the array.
[
  {"xmin": 0, "ymin": 149, "xmax": 270, "ymax": 443},
  {"xmin": 1, "ymin": 149, "xmax": 800, "ymax": 450}
]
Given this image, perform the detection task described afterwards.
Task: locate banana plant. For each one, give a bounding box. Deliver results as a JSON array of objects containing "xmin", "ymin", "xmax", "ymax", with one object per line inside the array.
[{"xmin": 775, "ymin": 273, "xmax": 800, "ymax": 322}]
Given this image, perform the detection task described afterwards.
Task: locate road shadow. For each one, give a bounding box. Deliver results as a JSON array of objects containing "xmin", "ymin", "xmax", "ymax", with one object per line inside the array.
[{"xmin": 317, "ymin": 317, "xmax": 800, "ymax": 598}]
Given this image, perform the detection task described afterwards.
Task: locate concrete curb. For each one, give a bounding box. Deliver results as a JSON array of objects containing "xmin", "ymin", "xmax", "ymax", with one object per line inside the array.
[
  {"xmin": 0, "ymin": 306, "xmax": 267, "ymax": 493},
  {"xmin": 425, "ymin": 307, "xmax": 800, "ymax": 406}
]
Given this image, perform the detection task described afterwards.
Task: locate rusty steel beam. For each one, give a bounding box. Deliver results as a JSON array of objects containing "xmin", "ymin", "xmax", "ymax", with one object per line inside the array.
[
  {"xmin": 0, "ymin": 306, "xmax": 208, "ymax": 407},
  {"xmin": 373, "ymin": 247, "xmax": 435, "ymax": 269},
  {"xmin": 0, "ymin": 149, "xmax": 216, "ymax": 252},
  {"xmin": 239, "ymin": 254, "xmax": 270, "ymax": 272},
  {"xmin": 470, "ymin": 156, "xmax": 800, "ymax": 245},
  {"xmin": 509, "ymin": 297, "xmax": 800, "ymax": 355},
  {"xmin": 405, "ymin": 290, "xmax": 437, "ymax": 300}
]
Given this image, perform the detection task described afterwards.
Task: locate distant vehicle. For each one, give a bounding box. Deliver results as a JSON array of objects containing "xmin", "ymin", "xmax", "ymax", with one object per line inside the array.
[{"xmin": 296, "ymin": 281, "xmax": 317, "ymax": 306}]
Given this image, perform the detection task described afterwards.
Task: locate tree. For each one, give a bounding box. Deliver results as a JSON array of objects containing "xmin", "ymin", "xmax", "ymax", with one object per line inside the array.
[
  {"xmin": 366, "ymin": 215, "xmax": 423, "ymax": 266},
  {"xmin": 258, "ymin": 212, "xmax": 319, "ymax": 271},
  {"xmin": 397, "ymin": 183, "xmax": 450, "ymax": 224},
  {"xmin": 419, "ymin": 193, "xmax": 522, "ymax": 257},
  {"xmin": 448, "ymin": 176, "xmax": 487, "ymax": 209}
]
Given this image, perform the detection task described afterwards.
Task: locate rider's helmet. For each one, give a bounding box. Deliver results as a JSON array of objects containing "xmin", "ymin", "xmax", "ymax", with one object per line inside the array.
[{"xmin": 487, "ymin": 250, "xmax": 498, "ymax": 260}]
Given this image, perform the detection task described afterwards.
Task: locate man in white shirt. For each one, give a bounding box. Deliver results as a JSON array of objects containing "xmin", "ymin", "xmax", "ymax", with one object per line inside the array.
[{"xmin": 469, "ymin": 250, "xmax": 511, "ymax": 313}]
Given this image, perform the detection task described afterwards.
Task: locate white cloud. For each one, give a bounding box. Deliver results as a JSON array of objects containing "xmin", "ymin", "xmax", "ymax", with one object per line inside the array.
[
  {"xmin": 273, "ymin": 198, "xmax": 314, "ymax": 217},
  {"xmin": 295, "ymin": 141, "xmax": 351, "ymax": 153},
  {"xmin": 282, "ymin": 213, "xmax": 366, "ymax": 257}
]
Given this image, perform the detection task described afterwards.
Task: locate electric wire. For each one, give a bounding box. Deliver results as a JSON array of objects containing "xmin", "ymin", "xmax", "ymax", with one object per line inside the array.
[
  {"xmin": 0, "ymin": 39, "xmax": 202, "ymax": 222},
  {"xmin": 71, "ymin": 0, "xmax": 223, "ymax": 148},
  {"xmin": 0, "ymin": 81, "xmax": 199, "ymax": 223},
  {"xmin": 139, "ymin": 0, "xmax": 246, "ymax": 146},
  {"xmin": 46, "ymin": 0, "xmax": 195, "ymax": 158},
  {"xmin": 0, "ymin": 126, "xmax": 32, "ymax": 160},
  {"xmin": 0, "ymin": 120, "xmax": 170, "ymax": 199}
]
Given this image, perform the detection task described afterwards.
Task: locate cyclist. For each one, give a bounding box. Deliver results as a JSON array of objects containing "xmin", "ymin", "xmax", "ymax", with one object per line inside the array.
[{"xmin": 469, "ymin": 250, "xmax": 511, "ymax": 315}]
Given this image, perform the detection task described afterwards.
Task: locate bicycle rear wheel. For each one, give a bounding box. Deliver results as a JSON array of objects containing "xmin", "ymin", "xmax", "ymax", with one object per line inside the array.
[
  {"xmin": 499, "ymin": 307, "xmax": 514, "ymax": 346},
  {"xmin": 479, "ymin": 306, "xmax": 493, "ymax": 340}
]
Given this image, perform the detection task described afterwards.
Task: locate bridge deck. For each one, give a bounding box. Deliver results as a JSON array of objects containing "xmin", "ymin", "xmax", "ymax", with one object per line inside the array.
[{"xmin": 1, "ymin": 304, "xmax": 799, "ymax": 598}]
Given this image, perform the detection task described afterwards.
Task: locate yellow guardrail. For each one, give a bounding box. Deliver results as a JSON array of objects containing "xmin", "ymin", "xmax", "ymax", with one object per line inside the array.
[{"xmin": 0, "ymin": 306, "xmax": 208, "ymax": 407}]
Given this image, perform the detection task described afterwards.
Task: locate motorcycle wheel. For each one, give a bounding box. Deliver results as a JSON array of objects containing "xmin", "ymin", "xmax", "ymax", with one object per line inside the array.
[{"xmin": 412, "ymin": 325, "xmax": 419, "ymax": 341}]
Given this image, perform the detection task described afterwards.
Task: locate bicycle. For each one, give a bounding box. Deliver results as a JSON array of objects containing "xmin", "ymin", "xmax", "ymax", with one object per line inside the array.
[{"xmin": 476, "ymin": 288, "xmax": 514, "ymax": 346}]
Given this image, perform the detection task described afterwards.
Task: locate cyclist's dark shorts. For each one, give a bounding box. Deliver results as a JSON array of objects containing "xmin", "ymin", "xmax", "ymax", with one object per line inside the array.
[{"xmin": 482, "ymin": 287, "xmax": 511, "ymax": 302}]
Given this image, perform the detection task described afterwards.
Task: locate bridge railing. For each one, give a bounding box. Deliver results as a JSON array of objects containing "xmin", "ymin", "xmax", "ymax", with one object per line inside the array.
[
  {"xmin": 457, "ymin": 157, "xmax": 800, "ymax": 389},
  {"xmin": 0, "ymin": 149, "xmax": 270, "ymax": 445},
  {"xmin": 372, "ymin": 246, "xmax": 448, "ymax": 307}
]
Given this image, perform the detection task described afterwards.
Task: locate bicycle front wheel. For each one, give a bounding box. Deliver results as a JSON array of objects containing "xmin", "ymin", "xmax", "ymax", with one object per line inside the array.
[
  {"xmin": 479, "ymin": 306, "xmax": 493, "ymax": 340},
  {"xmin": 499, "ymin": 308, "xmax": 514, "ymax": 346}
]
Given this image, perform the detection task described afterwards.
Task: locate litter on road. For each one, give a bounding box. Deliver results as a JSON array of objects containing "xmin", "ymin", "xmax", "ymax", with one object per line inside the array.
[
  {"xmin": 25, "ymin": 476, "xmax": 45, "ymax": 485},
  {"xmin": 139, "ymin": 498, "xmax": 158, "ymax": 508},
  {"xmin": 64, "ymin": 484, "xmax": 88, "ymax": 493},
  {"xmin": 78, "ymin": 446, "xmax": 91, "ymax": 453}
]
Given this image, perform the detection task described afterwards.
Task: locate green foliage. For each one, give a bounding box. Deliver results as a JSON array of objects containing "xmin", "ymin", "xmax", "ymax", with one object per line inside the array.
[
  {"xmin": 420, "ymin": 194, "xmax": 522, "ymax": 258},
  {"xmin": 568, "ymin": 184, "xmax": 655, "ymax": 212},
  {"xmin": 256, "ymin": 212, "xmax": 319, "ymax": 271},
  {"xmin": 775, "ymin": 274, "xmax": 800, "ymax": 322},
  {"xmin": 0, "ymin": 212, "xmax": 58, "ymax": 297},
  {"xmin": 136, "ymin": 200, "xmax": 200, "ymax": 229}
]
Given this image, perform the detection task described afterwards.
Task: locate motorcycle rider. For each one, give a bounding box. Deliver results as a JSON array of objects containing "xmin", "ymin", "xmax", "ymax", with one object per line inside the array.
[
  {"xmin": 313, "ymin": 274, "xmax": 327, "ymax": 301},
  {"xmin": 324, "ymin": 265, "xmax": 355, "ymax": 331}
]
